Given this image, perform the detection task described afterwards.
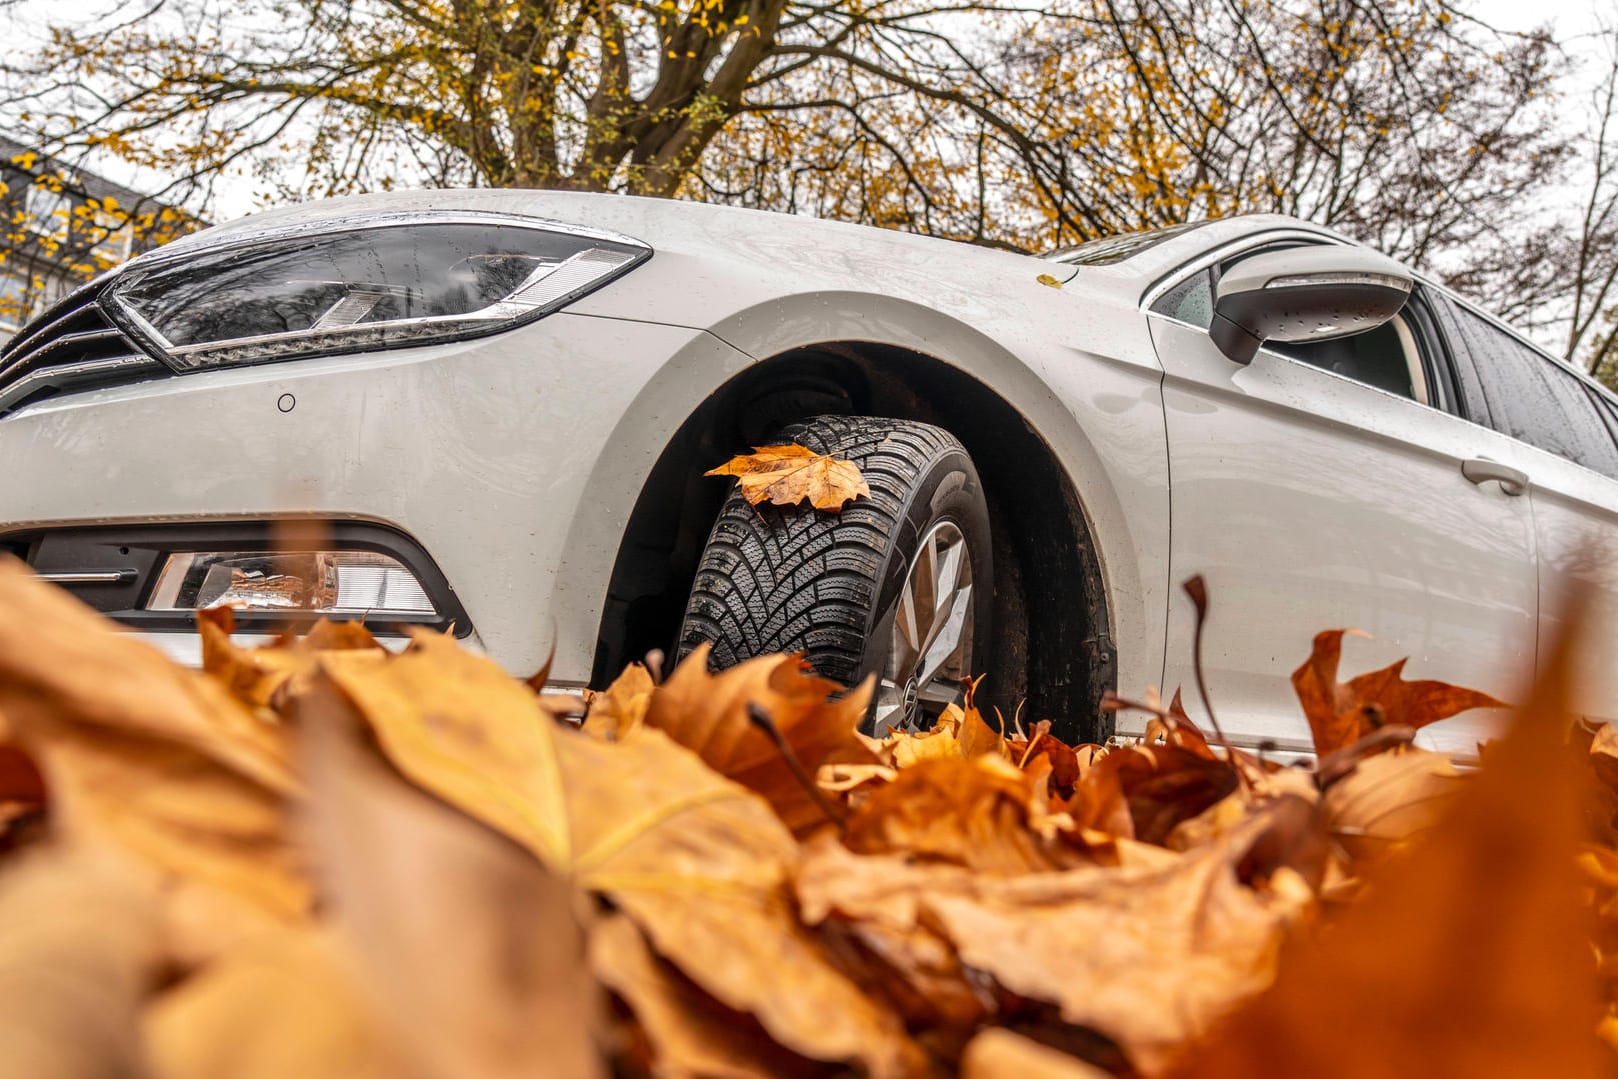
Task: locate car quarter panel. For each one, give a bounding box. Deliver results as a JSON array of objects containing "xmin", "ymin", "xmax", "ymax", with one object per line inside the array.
[
  {"xmin": 0, "ymin": 311, "xmax": 750, "ymax": 683},
  {"xmin": 1520, "ymin": 458, "xmax": 1618, "ymax": 723}
]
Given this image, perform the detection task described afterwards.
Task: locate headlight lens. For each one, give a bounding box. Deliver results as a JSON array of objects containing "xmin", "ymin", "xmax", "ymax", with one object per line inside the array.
[{"xmin": 103, "ymin": 213, "xmax": 651, "ymax": 371}]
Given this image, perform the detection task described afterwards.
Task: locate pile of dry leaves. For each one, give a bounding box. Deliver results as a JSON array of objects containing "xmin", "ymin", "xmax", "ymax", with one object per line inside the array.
[{"xmin": 0, "ymin": 555, "xmax": 1613, "ymax": 1078}]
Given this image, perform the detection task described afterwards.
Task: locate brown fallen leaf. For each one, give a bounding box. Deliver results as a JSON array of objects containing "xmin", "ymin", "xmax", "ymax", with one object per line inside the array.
[
  {"xmin": 145, "ymin": 928, "xmax": 399, "ymax": 1079},
  {"xmin": 0, "ymin": 741, "xmax": 44, "ymax": 803},
  {"xmin": 799, "ymin": 810, "xmax": 1312, "ymax": 1074},
  {"xmin": 0, "ymin": 561, "xmax": 308, "ymax": 934},
  {"xmin": 961, "ymin": 1029, "xmax": 1113, "ymax": 1079},
  {"xmin": 641, "ymin": 643, "xmax": 875, "ymax": 833},
  {"xmin": 315, "ymin": 629, "xmax": 573, "ymax": 867},
  {"xmin": 844, "ymin": 755, "xmax": 1095, "ymax": 873},
  {"xmin": 958, "ymin": 677, "xmax": 1008, "ymax": 760},
  {"xmin": 878, "ymin": 693, "xmax": 1006, "ymax": 769},
  {"xmin": 1321, "ymin": 746, "xmax": 1468, "ymax": 861},
  {"xmin": 1291, "ymin": 629, "xmax": 1505, "ymax": 756},
  {"xmin": 298, "ymin": 633, "xmax": 924, "ymax": 1077},
  {"xmin": 705, "ymin": 443, "xmax": 871, "ymax": 512},
  {"xmin": 1010, "ymin": 719, "xmax": 1084, "ymax": 802},
  {"xmin": 581, "ymin": 660, "xmax": 655, "ymax": 741},
  {"xmin": 1176, "ymin": 605, "xmax": 1606, "ymax": 1078},
  {"xmin": 296, "ymin": 679, "xmax": 603, "ymax": 1079},
  {"xmin": 0, "ymin": 846, "xmax": 159, "ymax": 1079},
  {"xmin": 1059, "ymin": 738, "xmax": 1240, "ymax": 847},
  {"xmin": 883, "ymin": 704, "xmax": 971, "ymax": 767},
  {"xmin": 590, "ymin": 913, "xmax": 820, "ymax": 1079},
  {"xmin": 1582, "ymin": 720, "xmax": 1618, "ymax": 851},
  {"xmin": 199, "ymin": 606, "xmax": 383, "ymax": 712},
  {"xmin": 0, "ymin": 559, "xmax": 290, "ymax": 781}
]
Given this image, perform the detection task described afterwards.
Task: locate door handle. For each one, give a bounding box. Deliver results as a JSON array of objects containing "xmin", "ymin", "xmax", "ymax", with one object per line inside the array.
[{"xmin": 1461, "ymin": 457, "xmax": 1528, "ymax": 496}]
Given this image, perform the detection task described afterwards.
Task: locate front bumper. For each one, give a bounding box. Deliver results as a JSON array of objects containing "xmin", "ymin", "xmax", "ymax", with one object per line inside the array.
[{"xmin": 0, "ymin": 309, "xmax": 752, "ymax": 685}]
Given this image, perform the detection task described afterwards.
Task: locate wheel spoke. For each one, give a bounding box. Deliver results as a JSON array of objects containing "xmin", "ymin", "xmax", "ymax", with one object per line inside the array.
[
  {"xmin": 914, "ymin": 533, "xmax": 969, "ymax": 679},
  {"xmin": 893, "ymin": 579, "xmax": 921, "ymax": 669},
  {"xmin": 880, "ymin": 519, "xmax": 975, "ymax": 731},
  {"xmin": 916, "ymin": 681, "xmax": 962, "ymax": 706},
  {"xmin": 918, "ymin": 581, "xmax": 972, "ymax": 690},
  {"xmin": 872, "ymin": 679, "xmax": 909, "ymax": 735}
]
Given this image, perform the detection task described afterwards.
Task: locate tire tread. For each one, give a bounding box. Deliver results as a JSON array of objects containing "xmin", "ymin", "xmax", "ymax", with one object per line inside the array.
[{"xmin": 678, "ymin": 415, "xmax": 962, "ymax": 685}]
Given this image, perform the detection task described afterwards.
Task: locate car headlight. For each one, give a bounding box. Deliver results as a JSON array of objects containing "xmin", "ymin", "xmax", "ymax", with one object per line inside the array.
[{"xmin": 102, "ymin": 212, "xmax": 651, "ymax": 372}]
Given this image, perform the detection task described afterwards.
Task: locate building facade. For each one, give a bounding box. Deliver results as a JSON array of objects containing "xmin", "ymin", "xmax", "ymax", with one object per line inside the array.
[{"xmin": 0, "ymin": 137, "xmax": 190, "ymax": 337}]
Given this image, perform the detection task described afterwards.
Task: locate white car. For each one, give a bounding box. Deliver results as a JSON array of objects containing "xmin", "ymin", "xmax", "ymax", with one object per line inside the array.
[{"xmin": 2, "ymin": 191, "xmax": 1612, "ymax": 756}]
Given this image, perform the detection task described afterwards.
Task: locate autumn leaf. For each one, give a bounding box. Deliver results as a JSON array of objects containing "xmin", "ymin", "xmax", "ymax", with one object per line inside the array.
[
  {"xmin": 704, "ymin": 443, "xmax": 871, "ymax": 512},
  {"xmin": 1178, "ymin": 610, "xmax": 1606, "ymax": 1078},
  {"xmin": 878, "ymin": 690, "xmax": 1006, "ymax": 769},
  {"xmin": 0, "ymin": 742, "xmax": 44, "ymax": 804},
  {"xmin": 638, "ymin": 642, "xmax": 876, "ymax": 833},
  {"xmin": 843, "ymin": 755, "xmax": 1098, "ymax": 873},
  {"xmin": 296, "ymin": 681, "xmax": 603, "ymax": 1079},
  {"xmin": 292, "ymin": 635, "xmax": 924, "ymax": 1077},
  {"xmin": 0, "ymin": 559, "xmax": 291, "ymax": 781},
  {"xmin": 1320, "ymin": 746, "xmax": 1468, "ymax": 861},
  {"xmin": 0, "ymin": 560, "xmax": 308, "ymax": 933},
  {"xmin": 589, "ymin": 914, "xmax": 817, "ymax": 1079},
  {"xmin": 1058, "ymin": 738, "xmax": 1240, "ymax": 847},
  {"xmin": 313, "ymin": 629, "xmax": 573, "ymax": 867},
  {"xmin": 1291, "ymin": 629, "xmax": 1506, "ymax": 756},
  {"xmin": 0, "ymin": 847, "xmax": 158, "ymax": 1079},
  {"xmin": 799, "ymin": 808, "xmax": 1314, "ymax": 1075},
  {"xmin": 962, "ymin": 1029, "xmax": 1113, "ymax": 1079},
  {"xmin": 580, "ymin": 660, "xmax": 655, "ymax": 741},
  {"xmin": 199, "ymin": 606, "xmax": 383, "ymax": 713},
  {"xmin": 145, "ymin": 929, "xmax": 400, "ymax": 1079}
]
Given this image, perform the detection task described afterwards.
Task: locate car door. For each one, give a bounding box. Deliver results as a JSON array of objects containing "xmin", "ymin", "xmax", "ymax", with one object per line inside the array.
[
  {"xmin": 1432, "ymin": 294, "xmax": 1618, "ymax": 724},
  {"xmin": 1144, "ymin": 241, "xmax": 1534, "ymax": 758}
]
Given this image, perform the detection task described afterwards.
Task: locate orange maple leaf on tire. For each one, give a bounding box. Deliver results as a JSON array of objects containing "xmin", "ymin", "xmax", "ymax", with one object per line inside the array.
[{"xmin": 705, "ymin": 443, "xmax": 871, "ymax": 512}]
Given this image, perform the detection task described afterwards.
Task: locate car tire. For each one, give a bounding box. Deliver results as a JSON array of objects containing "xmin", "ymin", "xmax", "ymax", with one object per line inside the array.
[{"xmin": 678, "ymin": 414, "xmax": 992, "ymax": 734}]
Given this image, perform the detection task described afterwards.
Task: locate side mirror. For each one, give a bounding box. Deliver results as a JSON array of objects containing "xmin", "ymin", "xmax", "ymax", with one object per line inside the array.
[{"xmin": 1209, "ymin": 245, "xmax": 1414, "ymax": 364}]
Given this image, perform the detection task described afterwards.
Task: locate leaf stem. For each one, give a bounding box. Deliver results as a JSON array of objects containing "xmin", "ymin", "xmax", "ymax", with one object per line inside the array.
[
  {"xmin": 1182, "ymin": 576, "xmax": 1252, "ymax": 797},
  {"xmin": 746, "ymin": 702, "xmax": 846, "ymax": 834}
]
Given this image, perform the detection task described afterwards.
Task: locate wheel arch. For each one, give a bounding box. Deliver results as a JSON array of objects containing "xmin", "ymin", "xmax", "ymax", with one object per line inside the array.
[{"xmin": 589, "ymin": 333, "xmax": 1123, "ymax": 742}]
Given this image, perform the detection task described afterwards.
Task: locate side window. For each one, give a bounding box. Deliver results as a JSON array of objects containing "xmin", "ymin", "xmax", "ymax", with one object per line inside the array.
[
  {"xmin": 1268, "ymin": 319, "xmax": 1426, "ymax": 404},
  {"xmin": 1590, "ymin": 385, "xmax": 1618, "ymax": 449},
  {"xmin": 1440, "ymin": 298, "xmax": 1618, "ymax": 480},
  {"xmin": 1151, "ymin": 269, "xmax": 1213, "ymax": 329}
]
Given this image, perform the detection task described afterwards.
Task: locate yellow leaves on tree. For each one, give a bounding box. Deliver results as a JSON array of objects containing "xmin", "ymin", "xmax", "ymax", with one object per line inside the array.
[{"xmin": 705, "ymin": 442, "xmax": 870, "ymax": 512}]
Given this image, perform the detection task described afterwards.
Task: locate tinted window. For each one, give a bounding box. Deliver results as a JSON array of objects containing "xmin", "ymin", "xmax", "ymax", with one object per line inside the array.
[
  {"xmin": 1151, "ymin": 269, "xmax": 1213, "ymax": 328},
  {"xmin": 1443, "ymin": 300, "xmax": 1618, "ymax": 479},
  {"xmin": 1590, "ymin": 385, "xmax": 1618, "ymax": 448},
  {"xmin": 1270, "ymin": 321, "xmax": 1418, "ymax": 401}
]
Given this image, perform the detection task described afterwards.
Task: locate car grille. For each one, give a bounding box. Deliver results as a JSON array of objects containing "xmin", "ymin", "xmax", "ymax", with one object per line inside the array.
[{"xmin": 0, "ymin": 280, "xmax": 169, "ymax": 419}]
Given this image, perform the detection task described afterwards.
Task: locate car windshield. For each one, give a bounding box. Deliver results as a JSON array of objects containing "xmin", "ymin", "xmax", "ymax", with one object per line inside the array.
[{"xmin": 1045, "ymin": 220, "xmax": 1208, "ymax": 267}]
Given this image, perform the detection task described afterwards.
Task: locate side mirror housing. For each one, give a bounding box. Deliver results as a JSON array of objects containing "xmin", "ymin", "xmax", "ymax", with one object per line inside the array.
[{"xmin": 1210, "ymin": 245, "xmax": 1415, "ymax": 364}]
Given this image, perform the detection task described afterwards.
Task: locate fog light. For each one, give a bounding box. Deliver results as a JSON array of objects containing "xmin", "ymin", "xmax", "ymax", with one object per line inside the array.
[{"xmin": 146, "ymin": 550, "xmax": 437, "ymax": 617}]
